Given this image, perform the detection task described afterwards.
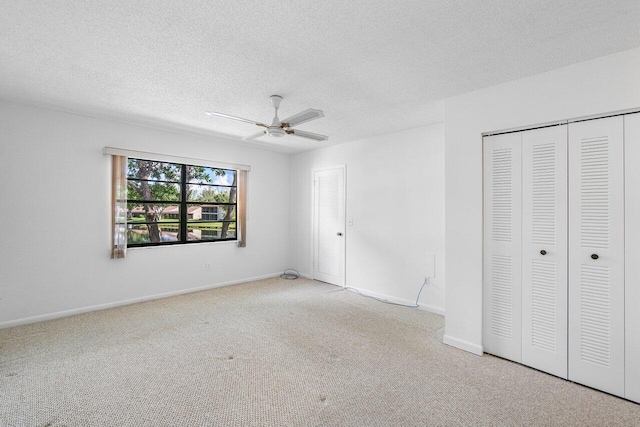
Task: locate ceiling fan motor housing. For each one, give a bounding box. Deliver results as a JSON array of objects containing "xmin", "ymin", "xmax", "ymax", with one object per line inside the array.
[{"xmin": 267, "ymin": 127, "xmax": 285, "ymax": 137}]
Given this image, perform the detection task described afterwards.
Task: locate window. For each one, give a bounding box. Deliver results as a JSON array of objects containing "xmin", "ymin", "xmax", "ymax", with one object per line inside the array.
[
  {"xmin": 106, "ymin": 147, "xmax": 248, "ymax": 257},
  {"xmin": 126, "ymin": 158, "xmax": 238, "ymax": 247}
]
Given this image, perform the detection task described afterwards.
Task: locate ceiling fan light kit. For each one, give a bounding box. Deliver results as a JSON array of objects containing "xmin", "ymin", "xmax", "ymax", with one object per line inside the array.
[{"xmin": 206, "ymin": 95, "xmax": 328, "ymax": 142}]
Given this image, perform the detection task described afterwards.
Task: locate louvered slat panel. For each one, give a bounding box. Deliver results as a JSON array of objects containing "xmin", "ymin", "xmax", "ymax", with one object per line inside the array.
[
  {"xmin": 484, "ymin": 133, "xmax": 522, "ymax": 362},
  {"xmin": 521, "ymin": 125, "xmax": 567, "ymax": 378},
  {"xmin": 575, "ymin": 132, "xmax": 614, "ymax": 368},
  {"xmin": 579, "ymin": 264, "xmax": 611, "ymax": 366},
  {"xmin": 492, "ymin": 148, "xmax": 513, "ymax": 242},
  {"xmin": 580, "ymin": 137, "xmax": 610, "ymax": 249},
  {"xmin": 531, "ymin": 259, "xmax": 557, "ymax": 352},
  {"xmin": 491, "ymin": 255, "xmax": 513, "ymax": 339},
  {"xmin": 532, "ymin": 143, "xmax": 556, "ymax": 246},
  {"xmin": 569, "ymin": 116, "xmax": 624, "ymax": 397}
]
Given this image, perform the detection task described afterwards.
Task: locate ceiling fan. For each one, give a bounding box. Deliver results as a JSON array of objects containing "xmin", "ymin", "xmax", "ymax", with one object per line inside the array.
[{"xmin": 206, "ymin": 95, "xmax": 328, "ymax": 141}]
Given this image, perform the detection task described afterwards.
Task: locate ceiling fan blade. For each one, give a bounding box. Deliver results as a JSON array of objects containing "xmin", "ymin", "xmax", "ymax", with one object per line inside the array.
[
  {"xmin": 287, "ymin": 129, "xmax": 329, "ymax": 141},
  {"xmin": 205, "ymin": 111, "xmax": 267, "ymax": 127},
  {"xmin": 281, "ymin": 109, "xmax": 324, "ymax": 128},
  {"xmin": 243, "ymin": 131, "xmax": 267, "ymax": 141}
]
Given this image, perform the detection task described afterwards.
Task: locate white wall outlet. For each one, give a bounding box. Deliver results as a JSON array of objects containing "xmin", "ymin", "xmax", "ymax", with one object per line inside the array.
[
  {"xmin": 205, "ymin": 262, "xmax": 211, "ymax": 271},
  {"xmin": 348, "ymin": 218, "xmax": 354, "ymax": 226}
]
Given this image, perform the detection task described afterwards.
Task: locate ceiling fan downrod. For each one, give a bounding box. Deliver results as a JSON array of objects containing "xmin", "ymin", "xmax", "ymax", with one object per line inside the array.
[{"xmin": 267, "ymin": 95, "xmax": 285, "ymax": 137}]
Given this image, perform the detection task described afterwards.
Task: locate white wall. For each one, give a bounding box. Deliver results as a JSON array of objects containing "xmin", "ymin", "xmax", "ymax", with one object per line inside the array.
[
  {"xmin": 0, "ymin": 100, "xmax": 291, "ymax": 327},
  {"xmin": 7, "ymin": 46, "xmax": 638, "ymax": 341},
  {"xmin": 443, "ymin": 47, "xmax": 640, "ymax": 355},
  {"xmin": 290, "ymin": 124, "xmax": 445, "ymax": 313}
]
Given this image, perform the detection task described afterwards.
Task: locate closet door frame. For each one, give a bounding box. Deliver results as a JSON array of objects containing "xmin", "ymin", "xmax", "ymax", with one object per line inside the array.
[{"xmin": 625, "ymin": 112, "xmax": 640, "ymax": 403}]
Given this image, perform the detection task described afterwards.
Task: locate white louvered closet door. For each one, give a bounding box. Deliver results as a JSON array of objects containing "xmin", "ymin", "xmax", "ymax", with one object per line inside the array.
[
  {"xmin": 521, "ymin": 125, "xmax": 568, "ymax": 379},
  {"xmin": 568, "ymin": 116, "xmax": 625, "ymax": 397},
  {"xmin": 625, "ymin": 112, "xmax": 640, "ymax": 404},
  {"xmin": 483, "ymin": 132, "xmax": 522, "ymax": 362}
]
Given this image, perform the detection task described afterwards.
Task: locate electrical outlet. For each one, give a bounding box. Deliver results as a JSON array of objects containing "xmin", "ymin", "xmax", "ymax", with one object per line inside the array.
[{"xmin": 205, "ymin": 262, "xmax": 211, "ymax": 271}]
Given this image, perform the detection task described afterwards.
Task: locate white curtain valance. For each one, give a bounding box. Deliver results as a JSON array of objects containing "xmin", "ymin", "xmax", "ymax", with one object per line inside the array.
[{"xmin": 103, "ymin": 147, "xmax": 251, "ymax": 172}]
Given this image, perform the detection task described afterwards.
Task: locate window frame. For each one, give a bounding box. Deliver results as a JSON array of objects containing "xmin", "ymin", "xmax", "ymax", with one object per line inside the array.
[{"xmin": 126, "ymin": 157, "xmax": 238, "ymax": 248}]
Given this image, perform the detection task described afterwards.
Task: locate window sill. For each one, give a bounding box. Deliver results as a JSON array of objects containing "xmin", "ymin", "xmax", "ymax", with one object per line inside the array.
[{"xmin": 127, "ymin": 240, "xmax": 240, "ymax": 251}]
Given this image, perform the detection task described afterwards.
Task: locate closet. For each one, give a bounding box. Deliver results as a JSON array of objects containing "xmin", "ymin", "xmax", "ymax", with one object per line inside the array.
[{"xmin": 483, "ymin": 112, "xmax": 640, "ymax": 403}]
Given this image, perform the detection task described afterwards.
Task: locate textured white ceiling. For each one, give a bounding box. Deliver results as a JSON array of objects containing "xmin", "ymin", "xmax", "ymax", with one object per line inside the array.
[{"xmin": 1, "ymin": 1, "xmax": 639, "ymax": 153}]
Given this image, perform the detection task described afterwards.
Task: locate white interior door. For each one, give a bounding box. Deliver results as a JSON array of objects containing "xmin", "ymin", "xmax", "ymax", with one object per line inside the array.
[
  {"xmin": 521, "ymin": 125, "xmax": 568, "ymax": 379},
  {"xmin": 625, "ymin": 112, "xmax": 640, "ymax": 404},
  {"xmin": 568, "ymin": 116, "xmax": 625, "ymax": 397},
  {"xmin": 313, "ymin": 166, "xmax": 346, "ymax": 286},
  {"xmin": 483, "ymin": 132, "xmax": 522, "ymax": 362}
]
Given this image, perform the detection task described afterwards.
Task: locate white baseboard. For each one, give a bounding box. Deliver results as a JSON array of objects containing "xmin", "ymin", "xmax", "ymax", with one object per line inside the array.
[
  {"xmin": 344, "ymin": 286, "xmax": 445, "ymax": 315},
  {"xmin": 298, "ymin": 272, "xmax": 313, "ymax": 279},
  {"xmin": 0, "ymin": 272, "xmax": 282, "ymax": 330},
  {"xmin": 443, "ymin": 334, "xmax": 484, "ymax": 356},
  {"xmin": 345, "ymin": 287, "xmax": 417, "ymax": 306},
  {"xmin": 417, "ymin": 304, "xmax": 445, "ymax": 316}
]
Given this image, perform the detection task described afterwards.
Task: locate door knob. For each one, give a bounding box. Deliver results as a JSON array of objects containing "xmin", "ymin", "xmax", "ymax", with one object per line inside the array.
[
  {"xmin": 337, "ymin": 232, "xmax": 343, "ymax": 236},
  {"xmin": 591, "ymin": 254, "xmax": 599, "ymax": 260},
  {"xmin": 540, "ymin": 250, "xmax": 547, "ymax": 255}
]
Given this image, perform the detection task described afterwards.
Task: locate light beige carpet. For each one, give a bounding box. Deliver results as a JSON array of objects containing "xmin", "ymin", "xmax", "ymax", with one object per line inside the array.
[{"xmin": 1, "ymin": 277, "xmax": 639, "ymax": 426}]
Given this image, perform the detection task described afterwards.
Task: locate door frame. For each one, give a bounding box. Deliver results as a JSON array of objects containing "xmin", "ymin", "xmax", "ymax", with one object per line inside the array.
[{"xmin": 312, "ymin": 165, "xmax": 347, "ymax": 286}]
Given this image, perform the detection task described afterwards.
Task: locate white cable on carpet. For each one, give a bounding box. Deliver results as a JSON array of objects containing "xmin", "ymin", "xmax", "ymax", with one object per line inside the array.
[{"xmin": 344, "ymin": 277, "xmax": 429, "ymax": 308}]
